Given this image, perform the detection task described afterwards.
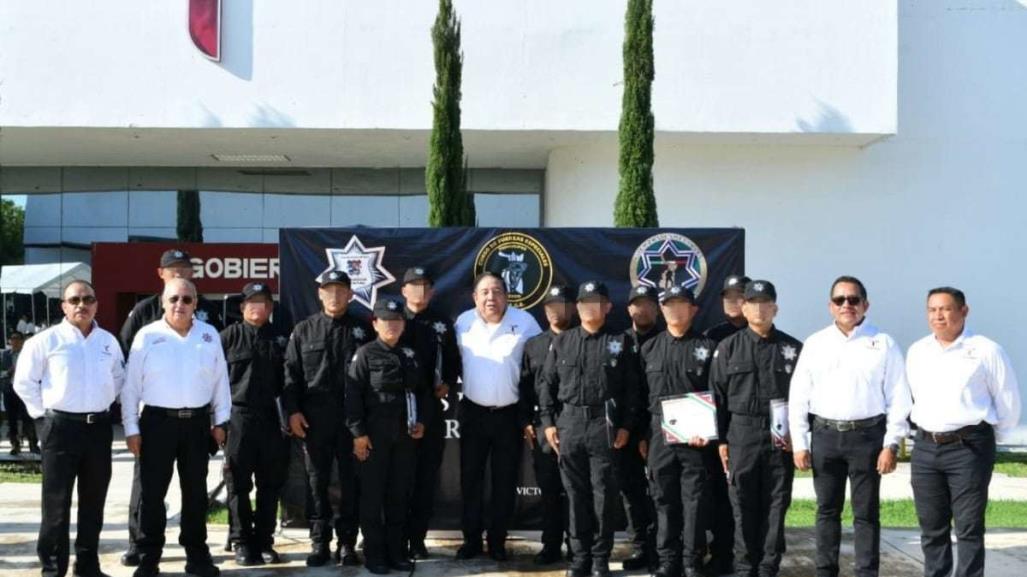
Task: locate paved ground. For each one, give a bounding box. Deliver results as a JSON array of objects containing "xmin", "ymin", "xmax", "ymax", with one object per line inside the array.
[{"xmin": 2, "ymin": 436, "xmax": 1026, "ymax": 577}]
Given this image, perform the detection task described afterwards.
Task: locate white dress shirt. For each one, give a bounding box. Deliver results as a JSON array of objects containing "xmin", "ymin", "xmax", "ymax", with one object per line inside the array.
[
  {"xmin": 455, "ymin": 305, "xmax": 541, "ymax": 408},
  {"xmin": 906, "ymin": 328, "xmax": 1021, "ymax": 443},
  {"xmin": 789, "ymin": 321, "xmax": 912, "ymax": 452},
  {"xmin": 121, "ymin": 318, "xmax": 231, "ymax": 436},
  {"xmin": 13, "ymin": 319, "xmax": 125, "ymax": 418}
]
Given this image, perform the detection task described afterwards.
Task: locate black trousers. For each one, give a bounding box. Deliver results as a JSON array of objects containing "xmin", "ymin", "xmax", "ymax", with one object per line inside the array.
[
  {"xmin": 648, "ymin": 429, "xmax": 708, "ymax": 569},
  {"xmin": 727, "ymin": 419, "xmax": 793, "ymax": 577},
  {"xmin": 302, "ymin": 403, "xmax": 359, "ymax": 548},
  {"xmin": 810, "ymin": 419, "xmax": 886, "ymax": 577},
  {"xmin": 37, "ymin": 414, "xmax": 113, "ymax": 577},
  {"xmin": 226, "ymin": 408, "xmax": 289, "ymax": 550},
  {"xmin": 359, "ymin": 411, "xmax": 416, "ymax": 564},
  {"xmin": 911, "ymin": 424, "xmax": 995, "ymax": 577},
  {"xmin": 698, "ymin": 443, "xmax": 735, "ymax": 563},
  {"xmin": 136, "ymin": 409, "xmax": 212, "ymax": 567},
  {"xmin": 407, "ymin": 400, "xmax": 446, "ymax": 545},
  {"xmin": 458, "ymin": 399, "xmax": 521, "ymax": 548},
  {"xmin": 615, "ymin": 433, "xmax": 655, "ymax": 554},
  {"xmin": 4, "ymin": 388, "xmax": 37, "ymax": 446},
  {"xmin": 531, "ymin": 422, "xmax": 569, "ymax": 550},
  {"xmin": 558, "ymin": 410, "xmax": 620, "ymax": 567}
]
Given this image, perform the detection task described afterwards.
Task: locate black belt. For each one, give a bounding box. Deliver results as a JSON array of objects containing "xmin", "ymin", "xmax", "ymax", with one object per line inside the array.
[
  {"xmin": 45, "ymin": 409, "xmax": 110, "ymax": 424},
  {"xmin": 144, "ymin": 405, "xmax": 210, "ymax": 419},
  {"xmin": 561, "ymin": 404, "xmax": 606, "ymax": 419},
  {"xmin": 461, "ymin": 398, "xmax": 517, "ymax": 413},
  {"xmin": 917, "ymin": 422, "xmax": 989, "ymax": 445},
  {"xmin": 813, "ymin": 414, "xmax": 884, "ymax": 432}
]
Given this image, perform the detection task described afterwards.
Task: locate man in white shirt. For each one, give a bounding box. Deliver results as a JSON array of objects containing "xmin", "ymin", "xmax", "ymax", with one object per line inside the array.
[
  {"xmin": 454, "ymin": 271, "xmax": 541, "ymax": 561},
  {"xmin": 13, "ymin": 280, "xmax": 125, "ymax": 577},
  {"xmin": 789, "ymin": 276, "xmax": 912, "ymax": 577},
  {"xmin": 906, "ymin": 287, "xmax": 1021, "ymax": 577},
  {"xmin": 121, "ymin": 278, "xmax": 231, "ymax": 577}
]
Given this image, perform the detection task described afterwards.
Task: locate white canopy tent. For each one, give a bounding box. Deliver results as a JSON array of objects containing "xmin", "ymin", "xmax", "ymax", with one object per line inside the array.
[{"xmin": 1, "ymin": 262, "xmax": 91, "ymax": 339}]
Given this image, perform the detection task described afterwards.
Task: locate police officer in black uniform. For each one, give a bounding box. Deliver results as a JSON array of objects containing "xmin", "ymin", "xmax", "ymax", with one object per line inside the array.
[
  {"xmin": 640, "ymin": 286, "xmax": 718, "ymax": 577},
  {"xmin": 119, "ymin": 248, "xmax": 224, "ymax": 567},
  {"xmin": 710, "ymin": 281, "xmax": 801, "ymax": 577},
  {"xmin": 703, "ymin": 275, "xmax": 750, "ymax": 343},
  {"xmin": 348, "ymin": 297, "xmax": 428, "ymax": 574},
  {"xmin": 540, "ymin": 281, "xmax": 642, "ymax": 577},
  {"xmin": 219, "ymin": 282, "xmax": 289, "ymax": 566},
  {"xmin": 398, "ymin": 267, "xmax": 461, "ymax": 559},
  {"xmin": 283, "ymin": 270, "xmax": 373, "ymax": 567},
  {"xmin": 700, "ymin": 274, "xmax": 749, "ymax": 576},
  {"xmin": 620, "ymin": 285, "xmax": 661, "ymax": 571},
  {"xmin": 519, "ymin": 285, "xmax": 577, "ymax": 565}
]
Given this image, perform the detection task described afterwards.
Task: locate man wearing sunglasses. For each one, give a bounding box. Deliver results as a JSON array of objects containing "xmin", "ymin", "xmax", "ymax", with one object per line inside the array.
[
  {"xmin": 13, "ymin": 281, "xmax": 125, "ymax": 577},
  {"xmin": 118, "ymin": 248, "xmax": 224, "ymax": 568},
  {"xmin": 121, "ymin": 278, "xmax": 232, "ymax": 577},
  {"xmin": 789, "ymin": 276, "xmax": 912, "ymax": 577}
]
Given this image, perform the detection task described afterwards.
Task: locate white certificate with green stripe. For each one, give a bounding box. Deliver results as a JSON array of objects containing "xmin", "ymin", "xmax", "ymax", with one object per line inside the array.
[{"xmin": 660, "ymin": 392, "xmax": 718, "ymax": 444}]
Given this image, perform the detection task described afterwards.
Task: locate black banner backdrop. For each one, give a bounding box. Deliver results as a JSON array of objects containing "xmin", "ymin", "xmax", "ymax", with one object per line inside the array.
[{"xmin": 278, "ymin": 227, "xmax": 744, "ymax": 530}]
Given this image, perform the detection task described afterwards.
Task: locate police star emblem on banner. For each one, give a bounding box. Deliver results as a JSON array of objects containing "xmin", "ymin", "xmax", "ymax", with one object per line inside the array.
[{"xmin": 318, "ymin": 235, "xmax": 396, "ymax": 310}]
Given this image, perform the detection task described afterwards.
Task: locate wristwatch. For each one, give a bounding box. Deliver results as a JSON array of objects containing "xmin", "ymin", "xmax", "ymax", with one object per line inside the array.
[{"xmin": 886, "ymin": 443, "xmax": 900, "ymax": 455}]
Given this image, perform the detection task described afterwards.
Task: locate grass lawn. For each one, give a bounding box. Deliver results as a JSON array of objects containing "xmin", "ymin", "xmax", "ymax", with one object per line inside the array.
[
  {"xmin": 994, "ymin": 452, "xmax": 1027, "ymax": 477},
  {"xmin": 786, "ymin": 499, "xmax": 1027, "ymax": 528},
  {"xmin": 0, "ymin": 462, "xmax": 43, "ymax": 483}
]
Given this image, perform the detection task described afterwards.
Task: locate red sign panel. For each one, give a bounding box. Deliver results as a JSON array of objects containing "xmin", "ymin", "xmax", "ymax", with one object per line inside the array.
[{"xmin": 189, "ymin": 0, "xmax": 221, "ymax": 61}]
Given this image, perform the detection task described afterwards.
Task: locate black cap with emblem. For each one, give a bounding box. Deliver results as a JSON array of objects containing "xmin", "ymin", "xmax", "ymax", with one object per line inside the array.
[
  {"xmin": 241, "ymin": 282, "xmax": 272, "ymax": 301},
  {"xmin": 403, "ymin": 266, "xmax": 433, "ymax": 285},
  {"xmin": 160, "ymin": 249, "xmax": 192, "ymax": 268},
  {"xmin": 721, "ymin": 274, "xmax": 751, "ymax": 295},
  {"xmin": 373, "ymin": 297, "xmax": 405, "ymax": 321},
  {"xmin": 628, "ymin": 284, "xmax": 659, "ymax": 304},
  {"xmin": 659, "ymin": 285, "xmax": 697, "ymax": 305},
  {"xmin": 319, "ymin": 270, "xmax": 352, "ymax": 288},
  {"xmin": 744, "ymin": 280, "xmax": 777, "ymax": 302},
  {"xmin": 543, "ymin": 285, "xmax": 576, "ymax": 305},
  {"xmin": 576, "ymin": 281, "xmax": 609, "ymax": 301}
]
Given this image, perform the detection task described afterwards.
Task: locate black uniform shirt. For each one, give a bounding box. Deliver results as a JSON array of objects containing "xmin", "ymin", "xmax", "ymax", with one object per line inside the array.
[
  {"xmin": 639, "ymin": 329, "xmax": 717, "ymax": 418},
  {"xmin": 538, "ymin": 325, "xmax": 642, "ymax": 431},
  {"xmin": 119, "ymin": 293, "xmax": 223, "ymax": 356},
  {"xmin": 399, "ymin": 306, "xmax": 461, "ymax": 397},
  {"xmin": 282, "ymin": 311, "xmax": 373, "ymax": 415},
  {"xmin": 709, "ymin": 326, "xmax": 803, "ymax": 440},
  {"xmin": 345, "ymin": 339, "xmax": 428, "ymax": 439},
  {"xmin": 220, "ymin": 321, "xmax": 286, "ymax": 415},
  {"xmin": 703, "ymin": 320, "xmax": 747, "ymax": 343}
]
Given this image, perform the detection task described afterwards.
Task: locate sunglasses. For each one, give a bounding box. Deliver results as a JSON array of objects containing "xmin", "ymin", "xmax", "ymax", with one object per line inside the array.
[
  {"xmin": 64, "ymin": 295, "xmax": 97, "ymax": 306},
  {"xmin": 831, "ymin": 295, "xmax": 863, "ymax": 306},
  {"xmin": 168, "ymin": 295, "xmax": 195, "ymax": 305}
]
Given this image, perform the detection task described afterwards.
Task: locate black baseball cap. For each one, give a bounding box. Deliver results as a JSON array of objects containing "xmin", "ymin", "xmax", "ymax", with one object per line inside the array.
[
  {"xmin": 373, "ymin": 297, "xmax": 405, "ymax": 320},
  {"xmin": 160, "ymin": 249, "xmax": 192, "ymax": 268},
  {"xmin": 721, "ymin": 274, "xmax": 751, "ymax": 295},
  {"xmin": 543, "ymin": 285, "xmax": 575, "ymax": 305},
  {"xmin": 241, "ymin": 282, "xmax": 272, "ymax": 301},
  {"xmin": 744, "ymin": 280, "xmax": 777, "ymax": 302},
  {"xmin": 403, "ymin": 266, "xmax": 433, "ymax": 285},
  {"xmin": 319, "ymin": 270, "xmax": 351, "ymax": 288},
  {"xmin": 628, "ymin": 284, "xmax": 659, "ymax": 304},
  {"xmin": 659, "ymin": 285, "xmax": 697, "ymax": 305},
  {"xmin": 576, "ymin": 281, "xmax": 609, "ymax": 301}
]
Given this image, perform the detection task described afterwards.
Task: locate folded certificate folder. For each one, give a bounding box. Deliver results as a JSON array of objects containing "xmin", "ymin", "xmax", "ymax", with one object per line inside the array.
[{"xmin": 660, "ymin": 392, "xmax": 718, "ymax": 444}]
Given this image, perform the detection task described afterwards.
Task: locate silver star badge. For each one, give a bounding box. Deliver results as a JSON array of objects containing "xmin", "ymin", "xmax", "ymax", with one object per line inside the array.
[
  {"xmin": 276, "ymin": 336, "xmax": 288, "ymax": 348},
  {"xmin": 352, "ymin": 327, "xmax": 367, "ymax": 340},
  {"xmin": 781, "ymin": 345, "xmax": 797, "ymax": 361},
  {"xmin": 402, "ymin": 347, "xmax": 416, "ymax": 359},
  {"xmin": 550, "ymin": 287, "xmax": 561, "ymax": 296},
  {"xmin": 432, "ymin": 321, "xmax": 447, "ymax": 335},
  {"xmin": 636, "ymin": 287, "xmax": 646, "ymax": 294},
  {"xmin": 585, "ymin": 282, "xmax": 596, "ymax": 292},
  {"xmin": 253, "ymin": 284, "xmax": 263, "ymax": 291},
  {"xmin": 694, "ymin": 346, "xmax": 710, "ymax": 362},
  {"xmin": 754, "ymin": 282, "xmax": 765, "ymax": 292},
  {"xmin": 608, "ymin": 340, "xmax": 623, "ymax": 355}
]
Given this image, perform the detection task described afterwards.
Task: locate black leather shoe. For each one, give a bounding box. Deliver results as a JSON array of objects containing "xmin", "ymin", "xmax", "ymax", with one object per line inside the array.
[
  {"xmin": 339, "ymin": 544, "xmax": 361, "ymax": 566},
  {"xmin": 73, "ymin": 565, "xmax": 112, "ymax": 577},
  {"xmin": 488, "ymin": 545, "xmax": 508, "ymax": 562},
  {"xmin": 306, "ymin": 547, "xmax": 331, "ymax": 567},
  {"xmin": 622, "ymin": 549, "xmax": 650, "ymax": 571},
  {"xmin": 592, "ymin": 560, "xmax": 612, "ymax": 577},
  {"xmin": 366, "ymin": 561, "xmax": 391, "ymax": 574},
  {"xmin": 183, "ymin": 560, "xmax": 220, "ymax": 577},
  {"xmin": 409, "ymin": 540, "xmax": 430, "ymax": 559},
  {"xmin": 121, "ymin": 547, "xmax": 141, "ymax": 567},
  {"xmin": 261, "ymin": 548, "xmax": 282, "ymax": 564},
  {"xmin": 391, "ymin": 559, "xmax": 415, "ymax": 572},
  {"xmin": 131, "ymin": 565, "xmax": 159, "ymax": 577},
  {"xmin": 455, "ymin": 543, "xmax": 482, "ymax": 560},
  {"xmin": 233, "ymin": 544, "xmax": 263, "ymax": 566},
  {"xmin": 535, "ymin": 547, "xmax": 563, "ymax": 565}
]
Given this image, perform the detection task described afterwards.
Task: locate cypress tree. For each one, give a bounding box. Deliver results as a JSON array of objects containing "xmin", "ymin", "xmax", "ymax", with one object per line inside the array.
[
  {"xmin": 427, "ymin": 0, "xmax": 474, "ymax": 226},
  {"xmin": 176, "ymin": 189, "xmax": 203, "ymax": 242},
  {"xmin": 614, "ymin": 0, "xmax": 658, "ymax": 227}
]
